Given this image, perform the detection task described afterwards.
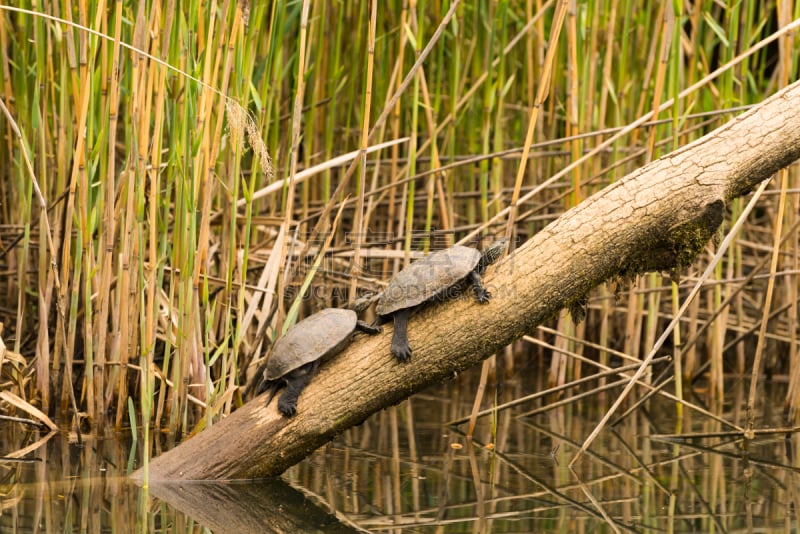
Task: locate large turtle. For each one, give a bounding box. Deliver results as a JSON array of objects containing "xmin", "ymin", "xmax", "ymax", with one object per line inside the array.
[
  {"xmin": 251, "ymin": 308, "xmax": 381, "ymax": 417},
  {"xmin": 376, "ymin": 238, "xmax": 508, "ymax": 362}
]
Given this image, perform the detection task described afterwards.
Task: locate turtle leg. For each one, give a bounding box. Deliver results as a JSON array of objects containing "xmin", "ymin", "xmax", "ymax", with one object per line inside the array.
[
  {"xmin": 356, "ymin": 320, "xmax": 382, "ymax": 335},
  {"xmin": 390, "ymin": 309, "xmax": 412, "ymax": 362},
  {"xmin": 277, "ymin": 360, "xmax": 320, "ymax": 417},
  {"xmin": 468, "ymin": 270, "xmax": 491, "ymax": 303}
]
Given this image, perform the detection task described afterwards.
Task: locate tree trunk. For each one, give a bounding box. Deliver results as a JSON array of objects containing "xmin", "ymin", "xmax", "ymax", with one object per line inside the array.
[{"xmin": 133, "ymin": 80, "xmax": 800, "ymax": 481}]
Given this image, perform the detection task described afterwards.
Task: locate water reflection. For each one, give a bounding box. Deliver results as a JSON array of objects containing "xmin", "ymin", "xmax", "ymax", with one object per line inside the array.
[
  {"xmin": 288, "ymin": 364, "xmax": 800, "ymax": 532},
  {"xmin": 2, "ymin": 362, "xmax": 799, "ymax": 532},
  {"xmin": 148, "ymin": 478, "xmax": 365, "ymax": 533},
  {"xmin": 0, "ymin": 429, "xmax": 146, "ymax": 532}
]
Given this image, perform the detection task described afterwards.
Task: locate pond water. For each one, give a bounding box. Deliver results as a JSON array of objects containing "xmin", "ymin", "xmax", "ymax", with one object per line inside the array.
[{"xmin": 2, "ymin": 358, "xmax": 798, "ymax": 533}]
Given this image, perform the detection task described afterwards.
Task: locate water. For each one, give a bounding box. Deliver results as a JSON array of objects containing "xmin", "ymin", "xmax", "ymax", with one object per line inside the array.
[{"xmin": 2, "ymin": 361, "xmax": 798, "ymax": 532}]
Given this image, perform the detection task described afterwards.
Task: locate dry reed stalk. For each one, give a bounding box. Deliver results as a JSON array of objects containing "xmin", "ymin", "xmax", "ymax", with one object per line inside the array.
[
  {"xmin": 94, "ymin": 0, "xmax": 122, "ymax": 424},
  {"xmin": 748, "ymin": 169, "xmax": 790, "ymax": 428},
  {"xmin": 504, "ymin": 0, "xmax": 568, "ymax": 238},
  {"xmin": 565, "ymin": 0, "xmax": 581, "ymax": 207},
  {"xmin": 348, "ymin": 0, "xmax": 378, "ymax": 301},
  {"xmin": 147, "ymin": 0, "xmax": 175, "ymax": 432}
]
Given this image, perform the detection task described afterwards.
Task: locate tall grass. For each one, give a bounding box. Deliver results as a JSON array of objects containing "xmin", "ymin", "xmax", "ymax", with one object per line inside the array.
[{"xmin": 0, "ymin": 1, "xmax": 798, "ymax": 438}]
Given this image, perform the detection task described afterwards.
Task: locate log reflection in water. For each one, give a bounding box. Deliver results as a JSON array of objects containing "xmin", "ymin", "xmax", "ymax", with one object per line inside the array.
[{"xmin": 147, "ymin": 477, "xmax": 366, "ymax": 534}]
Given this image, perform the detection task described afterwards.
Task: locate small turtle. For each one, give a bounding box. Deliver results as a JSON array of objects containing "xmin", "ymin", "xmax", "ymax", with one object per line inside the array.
[
  {"xmin": 376, "ymin": 238, "xmax": 508, "ymax": 362},
  {"xmin": 251, "ymin": 308, "xmax": 381, "ymax": 417}
]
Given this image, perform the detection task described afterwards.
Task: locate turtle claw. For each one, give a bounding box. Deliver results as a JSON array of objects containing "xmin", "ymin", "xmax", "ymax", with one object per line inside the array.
[
  {"xmin": 391, "ymin": 342, "xmax": 412, "ymax": 363},
  {"xmin": 278, "ymin": 398, "xmax": 298, "ymax": 417},
  {"xmin": 475, "ymin": 287, "xmax": 491, "ymax": 303}
]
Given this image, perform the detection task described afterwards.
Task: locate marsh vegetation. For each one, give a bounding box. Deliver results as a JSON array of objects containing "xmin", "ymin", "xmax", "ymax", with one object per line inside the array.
[{"xmin": 1, "ymin": 0, "xmax": 800, "ymax": 530}]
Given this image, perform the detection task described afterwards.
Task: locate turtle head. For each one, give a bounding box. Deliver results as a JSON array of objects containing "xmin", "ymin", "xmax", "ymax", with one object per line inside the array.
[
  {"xmin": 348, "ymin": 291, "xmax": 381, "ymax": 313},
  {"xmin": 478, "ymin": 237, "xmax": 509, "ymax": 271}
]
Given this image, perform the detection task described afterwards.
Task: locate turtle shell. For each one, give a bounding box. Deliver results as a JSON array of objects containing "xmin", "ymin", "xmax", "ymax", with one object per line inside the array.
[
  {"xmin": 265, "ymin": 308, "xmax": 358, "ymax": 380},
  {"xmin": 376, "ymin": 245, "xmax": 482, "ymax": 316}
]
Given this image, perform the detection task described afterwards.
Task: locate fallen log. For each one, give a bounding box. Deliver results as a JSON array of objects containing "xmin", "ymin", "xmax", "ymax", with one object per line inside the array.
[{"xmin": 133, "ymin": 79, "xmax": 800, "ymax": 481}]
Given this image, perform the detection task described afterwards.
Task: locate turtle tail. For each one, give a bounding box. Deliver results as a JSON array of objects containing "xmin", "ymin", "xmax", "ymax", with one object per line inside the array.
[
  {"xmin": 242, "ymin": 362, "xmax": 280, "ymax": 404},
  {"xmin": 262, "ymin": 381, "xmax": 282, "ymax": 408},
  {"xmin": 244, "ymin": 369, "xmax": 282, "ymax": 408},
  {"xmin": 242, "ymin": 361, "xmax": 269, "ymax": 398}
]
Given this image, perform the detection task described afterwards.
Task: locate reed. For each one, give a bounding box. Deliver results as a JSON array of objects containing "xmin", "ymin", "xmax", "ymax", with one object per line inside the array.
[{"xmin": 0, "ymin": 1, "xmax": 797, "ymax": 441}]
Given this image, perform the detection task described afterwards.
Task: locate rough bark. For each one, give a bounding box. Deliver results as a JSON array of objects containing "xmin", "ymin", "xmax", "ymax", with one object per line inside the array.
[{"xmin": 133, "ymin": 80, "xmax": 800, "ymax": 481}]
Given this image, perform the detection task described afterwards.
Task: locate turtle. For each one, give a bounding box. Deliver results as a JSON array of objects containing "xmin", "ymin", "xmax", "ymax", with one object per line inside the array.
[
  {"xmin": 251, "ymin": 307, "xmax": 381, "ymax": 417},
  {"xmin": 376, "ymin": 238, "xmax": 508, "ymax": 362}
]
